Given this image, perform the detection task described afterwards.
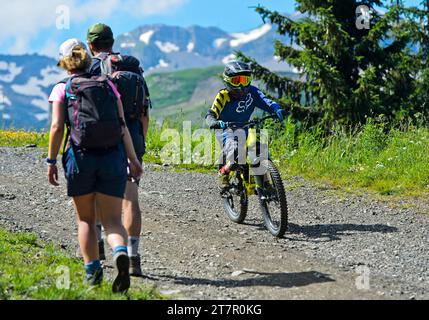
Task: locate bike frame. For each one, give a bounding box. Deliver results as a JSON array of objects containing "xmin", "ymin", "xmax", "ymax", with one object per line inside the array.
[
  {"xmin": 225, "ymin": 115, "xmax": 277, "ymax": 197},
  {"xmin": 227, "ymin": 167, "xmax": 257, "ymax": 196}
]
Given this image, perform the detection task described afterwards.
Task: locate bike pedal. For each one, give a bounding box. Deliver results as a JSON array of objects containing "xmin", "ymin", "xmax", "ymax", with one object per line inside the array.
[{"xmin": 219, "ymin": 188, "xmax": 230, "ymax": 198}]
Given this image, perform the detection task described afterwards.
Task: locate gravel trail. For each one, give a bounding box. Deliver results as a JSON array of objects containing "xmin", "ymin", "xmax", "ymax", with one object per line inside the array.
[{"xmin": 0, "ymin": 147, "xmax": 427, "ymax": 300}]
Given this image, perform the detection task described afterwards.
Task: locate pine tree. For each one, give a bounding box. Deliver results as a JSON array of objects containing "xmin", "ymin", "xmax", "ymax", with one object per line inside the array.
[{"xmin": 237, "ymin": 0, "xmax": 428, "ymax": 127}]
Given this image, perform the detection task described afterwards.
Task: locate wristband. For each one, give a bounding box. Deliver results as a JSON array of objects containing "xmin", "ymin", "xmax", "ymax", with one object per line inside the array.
[{"xmin": 46, "ymin": 158, "xmax": 57, "ymax": 166}]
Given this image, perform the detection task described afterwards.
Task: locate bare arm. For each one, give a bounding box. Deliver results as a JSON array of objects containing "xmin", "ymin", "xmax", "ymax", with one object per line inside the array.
[{"xmin": 47, "ymin": 101, "xmax": 65, "ymax": 186}]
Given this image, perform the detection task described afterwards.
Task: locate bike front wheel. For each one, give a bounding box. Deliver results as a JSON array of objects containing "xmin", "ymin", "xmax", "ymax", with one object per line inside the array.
[
  {"xmin": 223, "ymin": 173, "xmax": 248, "ymax": 224},
  {"xmin": 257, "ymin": 160, "xmax": 288, "ymax": 238}
]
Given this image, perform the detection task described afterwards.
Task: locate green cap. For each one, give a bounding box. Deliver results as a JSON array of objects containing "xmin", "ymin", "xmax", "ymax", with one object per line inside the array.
[{"xmin": 87, "ymin": 23, "xmax": 114, "ymax": 44}]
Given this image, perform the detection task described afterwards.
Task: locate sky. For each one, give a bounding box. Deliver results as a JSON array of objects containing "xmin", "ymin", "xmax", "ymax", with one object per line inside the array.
[{"xmin": 0, "ymin": 0, "xmax": 423, "ymax": 58}]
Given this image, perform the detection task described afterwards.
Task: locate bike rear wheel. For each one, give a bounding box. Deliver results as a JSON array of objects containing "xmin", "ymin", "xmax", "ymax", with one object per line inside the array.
[
  {"xmin": 257, "ymin": 160, "xmax": 288, "ymax": 238},
  {"xmin": 223, "ymin": 172, "xmax": 248, "ymax": 224}
]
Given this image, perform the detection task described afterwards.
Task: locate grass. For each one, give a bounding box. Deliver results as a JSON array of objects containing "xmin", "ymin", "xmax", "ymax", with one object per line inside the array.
[
  {"xmin": 0, "ymin": 228, "xmax": 163, "ymax": 300},
  {"xmin": 143, "ymin": 117, "xmax": 429, "ymax": 197},
  {"xmin": 2, "ymin": 116, "xmax": 429, "ymax": 197},
  {"xmin": 269, "ymin": 118, "xmax": 429, "ymax": 196},
  {"xmin": 0, "ymin": 130, "xmax": 49, "ymax": 148}
]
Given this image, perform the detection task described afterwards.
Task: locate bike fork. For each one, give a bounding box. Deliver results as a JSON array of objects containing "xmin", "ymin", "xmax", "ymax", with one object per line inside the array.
[{"xmin": 254, "ymin": 175, "xmax": 267, "ymax": 201}]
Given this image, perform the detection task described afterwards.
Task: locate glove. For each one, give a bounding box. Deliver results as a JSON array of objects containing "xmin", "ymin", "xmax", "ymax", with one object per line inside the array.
[
  {"xmin": 275, "ymin": 108, "xmax": 287, "ymax": 122},
  {"xmin": 209, "ymin": 120, "xmax": 226, "ymax": 130}
]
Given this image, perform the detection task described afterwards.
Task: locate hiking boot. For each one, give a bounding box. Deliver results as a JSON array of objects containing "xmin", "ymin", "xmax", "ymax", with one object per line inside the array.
[
  {"xmin": 129, "ymin": 255, "xmax": 143, "ymax": 277},
  {"xmin": 112, "ymin": 251, "xmax": 130, "ymax": 293},
  {"xmin": 98, "ymin": 241, "xmax": 106, "ymax": 261},
  {"xmin": 86, "ymin": 267, "xmax": 103, "ymax": 287}
]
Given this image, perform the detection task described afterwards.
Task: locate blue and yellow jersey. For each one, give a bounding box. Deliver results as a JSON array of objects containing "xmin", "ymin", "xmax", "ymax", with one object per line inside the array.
[{"xmin": 206, "ymin": 86, "xmax": 281, "ymax": 127}]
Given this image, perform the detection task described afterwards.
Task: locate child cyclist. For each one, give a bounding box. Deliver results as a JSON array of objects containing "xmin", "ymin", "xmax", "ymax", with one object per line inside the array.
[
  {"xmin": 47, "ymin": 39, "xmax": 143, "ymax": 292},
  {"xmin": 206, "ymin": 60, "xmax": 286, "ymax": 189}
]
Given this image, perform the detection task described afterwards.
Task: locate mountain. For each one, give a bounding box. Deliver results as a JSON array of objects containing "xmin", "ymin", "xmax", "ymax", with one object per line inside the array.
[
  {"xmin": 146, "ymin": 66, "xmax": 224, "ymax": 125},
  {"xmin": 0, "ymin": 54, "xmax": 65, "ymax": 130},
  {"xmin": 114, "ymin": 23, "xmax": 290, "ymax": 73},
  {"xmin": 146, "ymin": 66, "xmax": 300, "ymax": 126},
  {"xmin": 0, "ymin": 23, "xmax": 291, "ymax": 130}
]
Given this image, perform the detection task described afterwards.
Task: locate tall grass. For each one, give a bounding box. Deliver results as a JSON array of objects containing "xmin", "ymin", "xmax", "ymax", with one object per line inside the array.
[
  {"xmin": 0, "ymin": 130, "xmax": 49, "ymax": 148},
  {"xmin": 145, "ymin": 117, "xmax": 429, "ymax": 196},
  {"xmin": 2, "ymin": 117, "xmax": 429, "ymax": 196},
  {"xmin": 270, "ymin": 118, "xmax": 429, "ymax": 196}
]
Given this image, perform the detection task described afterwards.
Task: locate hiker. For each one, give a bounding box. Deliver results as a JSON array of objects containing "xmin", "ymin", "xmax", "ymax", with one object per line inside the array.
[
  {"xmin": 47, "ymin": 38, "xmax": 143, "ymax": 292},
  {"xmin": 86, "ymin": 23, "xmax": 151, "ymax": 277}
]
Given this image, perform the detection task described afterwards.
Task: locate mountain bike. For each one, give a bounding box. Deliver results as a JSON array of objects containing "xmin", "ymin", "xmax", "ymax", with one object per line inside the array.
[{"xmin": 219, "ymin": 115, "xmax": 288, "ymax": 238}]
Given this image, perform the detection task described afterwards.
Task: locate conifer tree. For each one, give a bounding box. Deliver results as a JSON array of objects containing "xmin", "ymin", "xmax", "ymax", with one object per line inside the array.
[{"xmin": 238, "ymin": 0, "xmax": 428, "ymax": 126}]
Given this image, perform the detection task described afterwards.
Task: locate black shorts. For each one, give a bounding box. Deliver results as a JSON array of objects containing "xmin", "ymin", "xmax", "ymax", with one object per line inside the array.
[{"xmin": 63, "ymin": 146, "xmax": 128, "ymax": 198}]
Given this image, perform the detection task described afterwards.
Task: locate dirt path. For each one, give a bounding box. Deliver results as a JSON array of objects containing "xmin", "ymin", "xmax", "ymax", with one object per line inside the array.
[{"xmin": 0, "ymin": 148, "xmax": 427, "ymax": 299}]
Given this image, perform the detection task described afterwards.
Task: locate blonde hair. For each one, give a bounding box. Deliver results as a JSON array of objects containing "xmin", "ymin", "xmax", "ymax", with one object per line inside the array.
[{"xmin": 58, "ymin": 46, "xmax": 91, "ymax": 72}]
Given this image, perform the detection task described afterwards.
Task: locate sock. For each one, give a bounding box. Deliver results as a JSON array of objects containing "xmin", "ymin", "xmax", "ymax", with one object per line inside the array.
[
  {"xmin": 113, "ymin": 245, "xmax": 128, "ymax": 255},
  {"xmin": 96, "ymin": 223, "xmax": 103, "ymax": 243},
  {"xmin": 128, "ymin": 236, "xmax": 140, "ymax": 257},
  {"xmin": 85, "ymin": 260, "xmax": 102, "ymax": 276}
]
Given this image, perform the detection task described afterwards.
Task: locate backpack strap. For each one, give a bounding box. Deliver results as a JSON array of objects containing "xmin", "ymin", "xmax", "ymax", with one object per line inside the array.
[
  {"xmin": 95, "ymin": 52, "xmax": 122, "ymax": 76},
  {"xmin": 62, "ymin": 75, "xmax": 82, "ymax": 156},
  {"xmin": 65, "ymin": 77, "xmax": 74, "ymax": 101},
  {"xmin": 62, "ymin": 77, "xmax": 73, "ymax": 156}
]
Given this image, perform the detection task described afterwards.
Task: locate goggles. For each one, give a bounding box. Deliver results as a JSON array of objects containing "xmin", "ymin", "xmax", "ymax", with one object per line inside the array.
[{"xmin": 225, "ymin": 75, "xmax": 252, "ymax": 87}]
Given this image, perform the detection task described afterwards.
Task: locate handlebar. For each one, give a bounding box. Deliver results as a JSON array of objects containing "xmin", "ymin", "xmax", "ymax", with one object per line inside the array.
[{"xmin": 224, "ymin": 114, "xmax": 278, "ymax": 130}]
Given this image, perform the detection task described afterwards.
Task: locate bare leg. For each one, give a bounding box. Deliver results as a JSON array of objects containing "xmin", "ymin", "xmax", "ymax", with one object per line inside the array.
[
  {"xmin": 123, "ymin": 181, "xmax": 142, "ymax": 237},
  {"xmin": 96, "ymin": 193, "xmax": 131, "ymax": 292},
  {"xmin": 94, "ymin": 204, "xmax": 105, "ymax": 260},
  {"xmin": 73, "ymin": 193, "xmax": 97, "ymax": 264},
  {"xmin": 96, "ymin": 193, "xmax": 128, "ymax": 250}
]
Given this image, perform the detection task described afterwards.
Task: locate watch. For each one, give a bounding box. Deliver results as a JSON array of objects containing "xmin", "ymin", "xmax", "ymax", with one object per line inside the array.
[{"xmin": 46, "ymin": 158, "xmax": 57, "ymax": 166}]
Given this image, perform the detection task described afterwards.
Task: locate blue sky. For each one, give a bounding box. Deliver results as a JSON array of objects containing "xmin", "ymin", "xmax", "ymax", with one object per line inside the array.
[{"xmin": 0, "ymin": 0, "xmax": 423, "ymax": 57}]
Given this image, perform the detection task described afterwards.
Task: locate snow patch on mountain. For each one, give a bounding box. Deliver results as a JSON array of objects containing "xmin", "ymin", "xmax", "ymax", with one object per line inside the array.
[
  {"xmin": 230, "ymin": 24, "xmax": 272, "ymax": 48},
  {"xmin": 11, "ymin": 66, "xmax": 64, "ymax": 112},
  {"xmin": 0, "ymin": 85, "xmax": 11, "ymax": 107},
  {"xmin": 31, "ymin": 99, "xmax": 50, "ymax": 114},
  {"xmin": 34, "ymin": 112, "xmax": 50, "ymax": 121},
  {"xmin": 12, "ymin": 80, "xmax": 47, "ymax": 100},
  {"xmin": 150, "ymin": 59, "xmax": 170, "ymax": 70},
  {"xmin": 120, "ymin": 42, "xmax": 136, "ymax": 48},
  {"xmin": 140, "ymin": 30, "xmax": 155, "ymax": 44},
  {"xmin": 0, "ymin": 61, "xmax": 23, "ymax": 83},
  {"xmin": 155, "ymin": 41, "xmax": 180, "ymax": 53},
  {"xmin": 214, "ymin": 38, "xmax": 228, "ymax": 48},
  {"xmin": 187, "ymin": 42, "xmax": 195, "ymax": 53}
]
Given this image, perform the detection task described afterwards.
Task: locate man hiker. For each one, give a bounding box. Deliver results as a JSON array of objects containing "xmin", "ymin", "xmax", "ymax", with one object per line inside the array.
[{"xmin": 87, "ymin": 23, "xmax": 152, "ymax": 277}]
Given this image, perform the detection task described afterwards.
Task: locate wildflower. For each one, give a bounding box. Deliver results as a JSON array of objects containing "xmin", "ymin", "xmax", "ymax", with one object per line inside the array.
[{"xmin": 375, "ymin": 162, "xmax": 385, "ymax": 169}]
